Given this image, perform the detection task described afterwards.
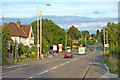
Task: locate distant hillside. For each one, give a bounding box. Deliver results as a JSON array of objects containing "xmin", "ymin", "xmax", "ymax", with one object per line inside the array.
[{"xmin": 2, "ymin": 15, "xmax": 117, "ymax": 25}]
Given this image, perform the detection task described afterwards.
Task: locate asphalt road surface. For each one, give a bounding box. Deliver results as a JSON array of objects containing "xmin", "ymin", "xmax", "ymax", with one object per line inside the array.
[{"xmin": 2, "ymin": 47, "xmax": 108, "ymax": 79}]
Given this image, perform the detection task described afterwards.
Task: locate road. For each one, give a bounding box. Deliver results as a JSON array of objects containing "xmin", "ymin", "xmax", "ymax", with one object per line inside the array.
[{"xmin": 2, "ymin": 46, "xmax": 108, "ymax": 79}]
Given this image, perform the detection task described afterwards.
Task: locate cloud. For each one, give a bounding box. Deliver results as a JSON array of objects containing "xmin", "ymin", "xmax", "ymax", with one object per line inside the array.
[{"xmin": 58, "ymin": 22, "xmax": 109, "ymax": 34}]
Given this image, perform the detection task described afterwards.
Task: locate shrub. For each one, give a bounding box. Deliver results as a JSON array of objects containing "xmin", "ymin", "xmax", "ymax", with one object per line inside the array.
[{"xmin": 104, "ymin": 54, "xmax": 118, "ymax": 74}]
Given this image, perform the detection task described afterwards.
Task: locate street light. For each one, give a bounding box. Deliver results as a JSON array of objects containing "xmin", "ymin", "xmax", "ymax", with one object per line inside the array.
[{"xmin": 37, "ymin": 4, "xmax": 51, "ymax": 59}]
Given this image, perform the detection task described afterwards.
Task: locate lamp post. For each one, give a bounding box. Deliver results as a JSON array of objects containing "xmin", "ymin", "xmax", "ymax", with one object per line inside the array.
[{"xmin": 37, "ymin": 4, "xmax": 51, "ymax": 59}]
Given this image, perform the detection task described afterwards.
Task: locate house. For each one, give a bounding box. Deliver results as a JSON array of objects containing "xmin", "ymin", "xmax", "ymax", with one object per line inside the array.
[
  {"xmin": 1, "ymin": 20, "xmax": 34, "ymax": 47},
  {"xmin": 79, "ymin": 35, "xmax": 84, "ymax": 41},
  {"xmin": 89, "ymin": 36, "xmax": 95, "ymax": 40},
  {"xmin": 72, "ymin": 40, "xmax": 79, "ymax": 44}
]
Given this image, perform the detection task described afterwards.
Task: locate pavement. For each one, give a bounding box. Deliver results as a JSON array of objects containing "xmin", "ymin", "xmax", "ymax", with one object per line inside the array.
[{"xmin": 1, "ymin": 46, "xmax": 119, "ymax": 79}]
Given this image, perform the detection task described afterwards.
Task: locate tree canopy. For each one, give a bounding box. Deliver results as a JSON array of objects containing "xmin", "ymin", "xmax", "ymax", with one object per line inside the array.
[{"xmin": 67, "ymin": 25, "xmax": 81, "ymax": 40}]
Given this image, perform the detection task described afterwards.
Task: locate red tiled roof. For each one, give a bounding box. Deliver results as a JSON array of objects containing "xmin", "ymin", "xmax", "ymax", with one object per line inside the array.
[
  {"xmin": 6, "ymin": 22, "xmax": 31, "ymax": 38},
  {"xmin": 21, "ymin": 25, "xmax": 31, "ymax": 37}
]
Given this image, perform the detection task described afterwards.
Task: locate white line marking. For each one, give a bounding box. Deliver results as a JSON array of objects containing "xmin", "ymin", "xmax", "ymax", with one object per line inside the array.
[
  {"xmin": 60, "ymin": 63, "xmax": 66, "ymax": 66},
  {"xmin": 51, "ymin": 66, "xmax": 58, "ymax": 70},
  {"xmin": 29, "ymin": 77, "xmax": 32, "ymax": 78},
  {"xmin": 66, "ymin": 61, "xmax": 70, "ymax": 63},
  {"xmin": 39, "ymin": 70, "xmax": 49, "ymax": 75},
  {"xmin": 7, "ymin": 64, "xmax": 27, "ymax": 69},
  {"xmin": 7, "ymin": 66, "xmax": 17, "ymax": 69}
]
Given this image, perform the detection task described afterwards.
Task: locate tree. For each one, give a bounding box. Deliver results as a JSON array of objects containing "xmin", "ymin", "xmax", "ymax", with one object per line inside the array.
[
  {"xmin": 31, "ymin": 19, "xmax": 67, "ymax": 53},
  {"xmin": 67, "ymin": 25, "xmax": 81, "ymax": 40},
  {"xmin": 82, "ymin": 30, "xmax": 90, "ymax": 40},
  {"xmin": 2, "ymin": 26, "xmax": 11, "ymax": 65},
  {"xmin": 91, "ymin": 34, "xmax": 96, "ymax": 38},
  {"xmin": 96, "ymin": 29, "xmax": 102, "ymax": 43},
  {"xmin": 2, "ymin": 26, "xmax": 11, "ymax": 56}
]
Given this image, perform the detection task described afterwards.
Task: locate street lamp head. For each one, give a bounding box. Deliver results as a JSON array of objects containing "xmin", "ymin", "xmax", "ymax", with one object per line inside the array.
[{"xmin": 46, "ymin": 4, "xmax": 51, "ymax": 6}]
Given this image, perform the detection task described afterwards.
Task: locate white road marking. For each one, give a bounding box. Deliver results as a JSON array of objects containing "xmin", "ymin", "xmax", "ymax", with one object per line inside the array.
[
  {"xmin": 60, "ymin": 63, "xmax": 66, "ymax": 66},
  {"xmin": 29, "ymin": 77, "xmax": 32, "ymax": 78},
  {"xmin": 39, "ymin": 70, "xmax": 49, "ymax": 75},
  {"xmin": 51, "ymin": 66, "xmax": 58, "ymax": 70},
  {"xmin": 7, "ymin": 66, "xmax": 17, "ymax": 69},
  {"xmin": 7, "ymin": 64, "xmax": 27, "ymax": 69},
  {"xmin": 66, "ymin": 61, "xmax": 70, "ymax": 63}
]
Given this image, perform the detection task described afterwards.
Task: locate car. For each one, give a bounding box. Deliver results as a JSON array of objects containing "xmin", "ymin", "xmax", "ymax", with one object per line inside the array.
[
  {"xmin": 90, "ymin": 48, "xmax": 93, "ymax": 51},
  {"xmin": 64, "ymin": 52, "xmax": 73, "ymax": 58},
  {"xmin": 48, "ymin": 50, "xmax": 54, "ymax": 54}
]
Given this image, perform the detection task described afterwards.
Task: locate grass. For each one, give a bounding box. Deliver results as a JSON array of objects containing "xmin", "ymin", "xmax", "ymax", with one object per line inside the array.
[{"xmin": 103, "ymin": 53, "xmax": 118, "ymax": 74}]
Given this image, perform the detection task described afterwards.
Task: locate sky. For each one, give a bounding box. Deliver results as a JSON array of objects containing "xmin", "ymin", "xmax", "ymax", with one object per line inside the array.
[
  {"xmin": 1, "ymin": 0, "xmax": 118, "ymax": 18},
  {"xmin": 0, "ymin": 0, "xmax": 119, "ymax": 34}
]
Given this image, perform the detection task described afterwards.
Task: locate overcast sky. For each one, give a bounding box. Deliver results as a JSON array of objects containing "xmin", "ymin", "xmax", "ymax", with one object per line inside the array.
[{"xmin": 1, "ymin": 0, "xmax": 119, "ymax": 18}]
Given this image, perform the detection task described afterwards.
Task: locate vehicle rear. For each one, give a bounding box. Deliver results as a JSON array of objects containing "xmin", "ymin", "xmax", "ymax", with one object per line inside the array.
[{"xmin": 64, "ymin": 52, "xmax": 73, "ymax": 58}]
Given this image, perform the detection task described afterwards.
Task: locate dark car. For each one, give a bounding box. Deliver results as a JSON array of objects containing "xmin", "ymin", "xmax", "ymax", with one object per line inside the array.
[{"xmin": 64, "ymin": 52, "xmax": 73, "ymax": 58}]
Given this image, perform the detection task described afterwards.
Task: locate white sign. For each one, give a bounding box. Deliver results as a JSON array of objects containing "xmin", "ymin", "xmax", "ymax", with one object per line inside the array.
[
  {"xmin": 59, "ymin": 44, "xmax": 62, "ymax": 47},
  {"xmin": 53, "ymin": 45, "xmax": 57, "ymax": 51},
  {"xmin": 105, "ymin": 44, "xmax": 109, "ymax": 48},
  {"xmin": 78, "ymin": 47, "xmax": 85, "ymax": 54},
  {"xmin": 59, "ymin": 44, "xmax": 62, "ymax": 52}
]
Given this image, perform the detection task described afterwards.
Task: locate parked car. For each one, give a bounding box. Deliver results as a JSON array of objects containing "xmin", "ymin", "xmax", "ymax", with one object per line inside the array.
[
  {"xmin": 90, "ymin": 48, "xmax": 93, "ymax": 51},
  {"xmin": 48, "ymin": 50, "xmax": 54, "ymax": 54},
  {"xmin": 64, "ymin": 52, "xmax": 73, "ymax": 58}
]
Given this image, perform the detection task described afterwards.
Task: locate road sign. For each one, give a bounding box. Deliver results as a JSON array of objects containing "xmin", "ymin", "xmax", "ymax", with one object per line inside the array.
[
  {"xmin": 58, "ymin": 44, "xmax": 62, "ymax": 52},
  {"xmin": 53, "ymin": 45, "xmax": 57, "ymax": 51},
  {"xmin": 105, "ymin": 44, "xmax": 109, "ymax": 48}
]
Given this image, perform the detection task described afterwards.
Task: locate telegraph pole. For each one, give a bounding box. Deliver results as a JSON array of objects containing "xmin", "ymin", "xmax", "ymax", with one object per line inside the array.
[
  {"xmin": 37, "ymin": 6, "xmax": 39, "ymax": 58},
  {"xmin": 104, "ymin": 27, "xmax": 105, "ymax": 53},
  {"xmin": 40, "ymin": 10, "xmax": 42, "ymax": 59},
  {"xmin": 65, "ymin": 35, "xmax": 67, "ymax": 52},
  {"xmin": 85, "ymin": 35, "xmax": 86, "ymax": 47}
]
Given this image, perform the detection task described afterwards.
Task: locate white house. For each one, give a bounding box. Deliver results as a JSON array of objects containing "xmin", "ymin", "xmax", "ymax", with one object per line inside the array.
[{"xmin": 3, "ymin": 20, "xmax": 34, "ymax": 47}]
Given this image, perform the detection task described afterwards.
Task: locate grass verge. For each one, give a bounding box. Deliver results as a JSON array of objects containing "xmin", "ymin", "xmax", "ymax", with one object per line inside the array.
[{"xmin": 103, "ymin": 53, "xmax": 118, "ymax": 74}]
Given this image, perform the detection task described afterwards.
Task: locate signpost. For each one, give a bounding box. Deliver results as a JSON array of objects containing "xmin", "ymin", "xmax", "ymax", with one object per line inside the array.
[
  {"xmin": 105, "ymin": 44, "xmax": 109, "ymax": 48},
  {"xmin": 58, "ymin": 44, "xmax": 62, "ymax": 53},
  {"xmin": 53, "ymin": 45, "xmax": 57, "ymax": 55}
]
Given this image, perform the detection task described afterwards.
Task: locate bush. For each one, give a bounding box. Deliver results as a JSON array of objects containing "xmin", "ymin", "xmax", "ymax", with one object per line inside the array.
[
  {"xmin": 28, "ymin": 52, "xmax": 37, "ymax": 58},
  {"xmin": 104, "ymin": 54, "xmax": 118, "ymax": 74},
  {"xmin": 31, "ymin": 46, "xmax": 37, "ymax": 54}
]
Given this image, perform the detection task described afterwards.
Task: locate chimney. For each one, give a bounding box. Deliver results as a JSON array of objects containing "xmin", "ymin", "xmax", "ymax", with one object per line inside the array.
[
  {"xmin": 4, "ymin": 23, "xmax": 7, "ymax": 25},
  {"xmin": 17, "ymin": 20, "xmax": 21, "ymax": 28}
]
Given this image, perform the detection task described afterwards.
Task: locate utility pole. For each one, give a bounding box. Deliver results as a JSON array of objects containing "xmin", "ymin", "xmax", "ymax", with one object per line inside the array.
[
  {"xmin": 85, "ymin": 35, "xmax": 86, "ymax": 47},
  {"xmin": 40, "ymin": 10, "xmax": 42, "ymax": 59},
  {"xmin": 104, "ymin": 27, "xmax": 105, "ymax": 53},
  {"xmin": 37, "ymin": 6, "xmax": 39, "ymax": 58},
  {"xmin": 65, "ymin": 35, "xmax": 67, "ymax": 52},
  {"xmin": 106, "ymin": 30, "xmax": 108, "ymax": 51}
]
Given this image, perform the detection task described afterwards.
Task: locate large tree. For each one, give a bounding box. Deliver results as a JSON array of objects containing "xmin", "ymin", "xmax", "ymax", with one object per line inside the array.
[
  {"xmin": 82, "ymin": 30, "xmax": 90, "ymax": 40},
  {"xmin": 67, "ymin": 25, "xmax": 81, "ymax": 40},
  {"xmin": 31, "ymin": 19, "xmax": 67, "ymax": 53}
]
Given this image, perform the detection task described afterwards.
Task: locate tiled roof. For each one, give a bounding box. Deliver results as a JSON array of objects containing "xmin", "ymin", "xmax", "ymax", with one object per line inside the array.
[{"xmin": 1, "ymin": 22, "xmax": 31, "ymax": 38}]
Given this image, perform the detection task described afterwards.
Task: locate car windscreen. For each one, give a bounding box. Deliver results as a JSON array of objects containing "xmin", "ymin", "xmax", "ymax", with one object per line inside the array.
[{"xmin": 65, "ymin": 52, "xmax": 71, "ymax": 54}]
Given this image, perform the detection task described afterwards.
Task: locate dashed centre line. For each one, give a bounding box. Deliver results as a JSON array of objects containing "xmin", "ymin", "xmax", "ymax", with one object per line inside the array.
[
  {"xmin": 51, "ymin": 66, "xmax": 59, "ymax": 70},
  {"xmin": 39, "ymin": 70, "xmax": 49, "ymax": 75}
]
